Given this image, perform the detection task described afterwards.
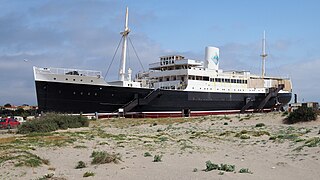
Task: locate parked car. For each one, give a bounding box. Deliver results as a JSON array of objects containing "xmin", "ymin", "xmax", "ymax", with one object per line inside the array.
[{"xmin": 0, "ymin": 118, "xmax": 21, "ymax": 129}]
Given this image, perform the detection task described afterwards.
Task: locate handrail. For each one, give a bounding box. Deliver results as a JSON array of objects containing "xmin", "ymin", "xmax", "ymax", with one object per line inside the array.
[{"xmin": 34, "ymin": 67, "xmax": 102, "ymax": 78}]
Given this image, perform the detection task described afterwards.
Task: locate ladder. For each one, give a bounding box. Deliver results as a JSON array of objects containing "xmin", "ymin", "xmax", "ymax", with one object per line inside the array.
[{"xmin": 256, "ymin": 84, "xmax": 284, "ymax": 112}]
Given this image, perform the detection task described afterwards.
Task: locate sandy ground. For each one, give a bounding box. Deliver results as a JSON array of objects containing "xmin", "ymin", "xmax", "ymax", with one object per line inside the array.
[{"xmin": 1, "ymin": 112, "xmax": 320, "ymax": 180}]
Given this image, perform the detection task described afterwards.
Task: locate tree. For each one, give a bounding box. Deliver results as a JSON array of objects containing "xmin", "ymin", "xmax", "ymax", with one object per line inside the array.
[{"xmin": 4, "ymin": 103, "xmax": 12, "ymax": 108}]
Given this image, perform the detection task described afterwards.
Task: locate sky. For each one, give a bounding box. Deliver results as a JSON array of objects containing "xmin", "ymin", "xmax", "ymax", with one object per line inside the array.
[{"xmin": 0, "ymin": 0, "xmax": 319, "ymax": 105}]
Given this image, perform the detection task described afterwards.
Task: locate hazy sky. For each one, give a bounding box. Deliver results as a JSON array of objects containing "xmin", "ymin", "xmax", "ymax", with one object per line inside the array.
[{"xmin": 0, "ymin": 0, "xmax": 319, "ymax": 105}]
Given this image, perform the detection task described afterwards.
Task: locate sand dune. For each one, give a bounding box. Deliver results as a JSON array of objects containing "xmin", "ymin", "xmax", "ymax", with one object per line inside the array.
[{"xmin": 0, "ymin": 112, "xmax": 319, "ymax": 180}]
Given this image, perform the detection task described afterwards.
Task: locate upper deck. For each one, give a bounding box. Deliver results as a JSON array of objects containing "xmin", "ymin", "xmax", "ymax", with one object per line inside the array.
[{"xmin": 149, "ymin": 55, "xmax": 203, "ymax": 70}]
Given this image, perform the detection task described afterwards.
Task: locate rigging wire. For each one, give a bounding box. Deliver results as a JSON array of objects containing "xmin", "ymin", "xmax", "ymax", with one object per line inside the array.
[
  {"xmin": 129, "ymin": 37, "xmax": 145, "ymax": 71},
  {"xmin": 104, "ymin": 36, "xmax": 123, "ymax": 80},
  {"xmin": 127, "ymin": 41, "xmax": 131, "ymax": 70},
  {"xmin": 266, "ymin": 38, "xmax": 282, "ymax": 77}
]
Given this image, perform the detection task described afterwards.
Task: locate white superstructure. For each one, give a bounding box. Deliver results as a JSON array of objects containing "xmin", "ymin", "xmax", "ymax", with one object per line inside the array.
[{"xmin": 135, "ymin": 46, "xmax": 292, "ymax": 94}]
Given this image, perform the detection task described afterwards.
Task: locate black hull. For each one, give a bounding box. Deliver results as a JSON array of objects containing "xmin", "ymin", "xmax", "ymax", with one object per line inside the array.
[{"xmin": 35, "ymin": 81, "xmax": 292, "ymax": 115}]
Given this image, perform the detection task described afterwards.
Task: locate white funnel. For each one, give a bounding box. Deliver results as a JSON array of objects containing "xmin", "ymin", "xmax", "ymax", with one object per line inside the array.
[{"xmin": 204, "ymin": 46, "xmax": 219, "ymax": 70}]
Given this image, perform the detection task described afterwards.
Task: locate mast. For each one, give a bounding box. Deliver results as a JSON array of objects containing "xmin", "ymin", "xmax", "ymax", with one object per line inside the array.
[
  {"xmin": 119, "ymin": 7, "xmax": 130, "ymax": 81},
  {"xmin": 261, "ymin": 31, "xmax": 267, "ymax": 78}
]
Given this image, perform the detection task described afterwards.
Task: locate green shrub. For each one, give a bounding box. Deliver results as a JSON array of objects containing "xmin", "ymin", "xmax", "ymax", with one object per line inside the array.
[
  {"xmin": 153, "ymin": 155, "xmax": 162, "ymax": 162},
  {"xmin": 18, "ymin": 113, "xmax": 89, "ymax": 134},
  {"xmin": 83, "ymin": 171, "xmax": 95, "ymax": 177},
  {"xmin": 285, "ymin": 106, "xmax": 317, "ymax": 124},
  {"xmin": 91, "ymin": 151, "xmax": 121, "ymax": 164},
  {"xmin": 144, "ymin": 152, "xmax": 152, "ymax": 157},
  {"xmin": 205, "ymin": 161, "xmax": 219, "ymax": 171},
  {"xmin": 205, "ymin": 161, "xmax": 235, "ymax": 172},
  {"xmin": 219, "ymin": 164, "xmax": 235, "ymax": 172},
  {"xmin": 239, "ymin": 168, "xmax": 252, "ymax": 173},
  {"xmin": 75, "ymin": 161, "xmax": 86, "ymax": 169},
  {"xmin": 255, "ymin": 123, "xmax": 265, "ymax": 127}
]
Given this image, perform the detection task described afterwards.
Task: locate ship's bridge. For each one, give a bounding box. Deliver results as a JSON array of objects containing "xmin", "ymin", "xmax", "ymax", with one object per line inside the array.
[{"xmin": 149, "ymin": 55, "xmax": 203, "ymax": 70}]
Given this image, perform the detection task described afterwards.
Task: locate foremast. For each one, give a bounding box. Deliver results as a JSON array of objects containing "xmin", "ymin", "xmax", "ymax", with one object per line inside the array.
[{"xmin": 119, "ymin": 7, "xmax": 130, "ymax": 81}]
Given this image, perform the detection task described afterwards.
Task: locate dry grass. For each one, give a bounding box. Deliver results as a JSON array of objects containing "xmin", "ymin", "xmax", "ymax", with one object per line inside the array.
[{"xmin": 90, "ymin": 117, "xmax": 200, "ymax": 128}]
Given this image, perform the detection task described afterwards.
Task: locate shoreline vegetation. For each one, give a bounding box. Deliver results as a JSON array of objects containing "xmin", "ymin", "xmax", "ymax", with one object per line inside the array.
[{"xmin": 0, "ymin": 109, "xmax": 319, "ymax": 179}]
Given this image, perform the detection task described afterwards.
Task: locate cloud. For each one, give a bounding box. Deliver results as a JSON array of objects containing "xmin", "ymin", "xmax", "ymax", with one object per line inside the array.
[
  {"xmin": 277, "ymin": 58, "xmax": 320, "ymax": 102},
  {"xmin": 0, "ymin": 1, "xmax": 166, "ymax": 105}
]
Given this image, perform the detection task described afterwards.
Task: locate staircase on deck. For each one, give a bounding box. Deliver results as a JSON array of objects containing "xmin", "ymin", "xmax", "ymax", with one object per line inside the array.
[
  {"xmin": 121, "ymin": 89, "xmax": 161, "ymax": 113},
  {"xmin": 240, "ymin": 84, "xmax": 284, "ymax": 113}
]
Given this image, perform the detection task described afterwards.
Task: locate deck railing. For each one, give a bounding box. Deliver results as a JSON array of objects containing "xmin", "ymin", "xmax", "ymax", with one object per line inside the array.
[{"xmin": 34, "ymin": 67, "xmax": 102, "ymax": 78}]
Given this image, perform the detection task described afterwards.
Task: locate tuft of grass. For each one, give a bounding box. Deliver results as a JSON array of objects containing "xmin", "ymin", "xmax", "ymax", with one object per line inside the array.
[
  {"xmin": 158, "ymin": 136, "xmax": 169, "ymax": 142},
  {"xmin": 239, "ymin": 134, "xmax": 250, "ymax": 139},
  {"xmin": 205, "ymin": 161, "xmax": 235, "ymax": 172},
  {"xmin": 205, "ymin": 161, "xmax": 219, "ymax": 171},
  {"xmin": 255, "ymin": 123, "xmax": 265, "ymax": 128},
  {"xmin": 304, "ymin": 137, "xmax": 320, "ymax": 147},
  {"xmin": 36, "ymin": 173, "xmax": 55, "ymax": 180},
  {"xmin": 153, "ymin": 155, "xmax": 162, "ymax": 162},
  {"xmin": 90, "ymin": 151, "xmax": 121, "ymax": 164},
  {"xmin": 144, "ymin": 152, "xmax": 152, "ymax": 157},
  {"xmin": 239, "ymin": 168, "xmax": 252, "ymax": 174},
  {"xmin": 75, "ymin": 161, "xmax": 86, "ymax": 169},
  {"xmin": 269, "ymin": 133, "xmax": 300, "ymax": 142},
  {"xmin": 293, "ymin": 137, "xmax": 320, "ymax": 152},
  {"xmin": 220, "ymin": 163, "xmax": 235, "ymax": 172},
  {"xmin": 83, "ymin": 171, "xmax": 95, "ymax": 177},
  {"xmin": 0, "ymin": 150, "xmax": 49, "ymax": 167}
]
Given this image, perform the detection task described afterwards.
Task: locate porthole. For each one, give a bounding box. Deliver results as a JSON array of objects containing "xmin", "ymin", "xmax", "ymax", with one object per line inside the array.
[
  {"xmin": 94, "ymin": 93, "xmax": 97, "ymax": 96},
  {"xmin": 73, "ymin": 79, "xmax": 76, "ymax": 81},
  {"xmin": 88, "ymin": 92, "xmax": 90, "ymax": 95},
  {"xmin": 66, "ymin": 78, "xmax": 68, "ymax": 81},
  {"xmin": 91, "ymin": 80, "xmax": 93, "ymax": 82},
  {"xmin": 53, "ymin": 78, "xmax": 56, "ymax": 80},
  {"xmin": 80, "ymin": 92, "xmax": 83, "ymax": 95},
  {"xmin": 73, "ymin": 92, "xmax": 76, "ymax": 95}
]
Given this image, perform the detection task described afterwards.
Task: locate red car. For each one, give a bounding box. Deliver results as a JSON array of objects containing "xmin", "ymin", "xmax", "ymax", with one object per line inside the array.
[{"xmin": 0, "ymin": 118, "xmax": 21, "ymax": 129}]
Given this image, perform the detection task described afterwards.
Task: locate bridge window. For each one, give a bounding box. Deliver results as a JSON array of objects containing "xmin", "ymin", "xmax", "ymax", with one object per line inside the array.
[{"xmin": 203, "ymin": 76, "xmax": 209, "ymax": 81}]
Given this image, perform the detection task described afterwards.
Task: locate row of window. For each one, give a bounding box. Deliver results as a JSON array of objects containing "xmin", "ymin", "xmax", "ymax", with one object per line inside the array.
[
  {"xmin": 159, "ymin": 76, "xmax": 185, "ymax": 82},
  {"xmin": 210, "ymin": 78, "xmax": 247, "ymax": 84},
  {"xmin": 187, "ymin": 76, "xmax": 247, "ymax": 84},
  {"xmin": 160, "ymin": 86, "xmax": 176, "ymax": 90}
]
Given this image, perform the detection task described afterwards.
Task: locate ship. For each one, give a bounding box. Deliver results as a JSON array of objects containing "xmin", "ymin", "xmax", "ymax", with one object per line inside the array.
[{"xmin": 33, "ymin": 7, "xmax": 292, "ymax": 118}]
